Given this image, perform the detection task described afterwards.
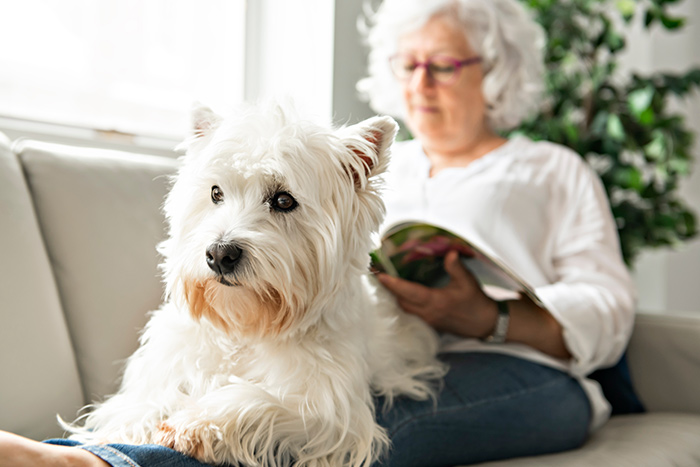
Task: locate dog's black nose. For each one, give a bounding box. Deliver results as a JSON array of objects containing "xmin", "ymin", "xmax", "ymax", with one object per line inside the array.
[{"xmin": 206, "ymin": 243, "xmax": 242, "ymax": 275}]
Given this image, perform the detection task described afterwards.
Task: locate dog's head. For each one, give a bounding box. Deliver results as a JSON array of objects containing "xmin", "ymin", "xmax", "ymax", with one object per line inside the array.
[{"xmin": 159, "ymin": 101, "xmax": 397, "ymax": 340}]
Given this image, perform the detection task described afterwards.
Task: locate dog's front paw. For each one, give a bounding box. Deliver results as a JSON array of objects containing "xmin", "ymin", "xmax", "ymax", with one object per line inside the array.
[{"xmin": 154, "ymin": 421, "xmax": 222, "ymax": 462}]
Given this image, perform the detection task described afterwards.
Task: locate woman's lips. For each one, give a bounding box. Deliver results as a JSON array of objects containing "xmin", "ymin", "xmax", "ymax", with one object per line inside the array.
[{"xmin": 414, "ymin": 105, "xmax": 438, "ymax": 113}]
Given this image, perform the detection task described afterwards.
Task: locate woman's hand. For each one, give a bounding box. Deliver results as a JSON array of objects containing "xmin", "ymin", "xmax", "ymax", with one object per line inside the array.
[
  {"xmin": 377, "ymin": 250, "xmax": 572, "ymax": 359},
  {"xmin": 376, "ymin": 250, "xmax": 498, "ymax": 338}
]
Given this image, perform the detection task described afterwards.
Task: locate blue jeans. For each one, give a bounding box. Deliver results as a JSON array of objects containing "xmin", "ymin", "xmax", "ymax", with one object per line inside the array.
[
  {"xmin": 374, "ymin": 352, "xmax": 590, "ymax": 466},
  {"xmin": 47, "ymin": 352, "xmax": 590, "ymax": 467}
]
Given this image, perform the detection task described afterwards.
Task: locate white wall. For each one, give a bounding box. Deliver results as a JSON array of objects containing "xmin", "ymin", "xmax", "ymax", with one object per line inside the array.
[
  {"xmin": 330, "ymin": 0, "xmax": 700, "ymax": 313},
  {"xmin": 332, "ymin": 0, "xmax": 376, "ymax": 125}
]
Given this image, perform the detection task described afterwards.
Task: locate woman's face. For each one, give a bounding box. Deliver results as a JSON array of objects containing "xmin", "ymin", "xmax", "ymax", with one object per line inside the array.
[{"xmin": 397, "ymin": 14, "xmax": 488, "ymax": 149}]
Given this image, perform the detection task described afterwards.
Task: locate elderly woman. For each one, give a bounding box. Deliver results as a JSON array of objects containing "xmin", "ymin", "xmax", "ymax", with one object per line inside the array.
[{"xmin": 358, "ymin": 0, "xmax": 637, "ymax": 465}]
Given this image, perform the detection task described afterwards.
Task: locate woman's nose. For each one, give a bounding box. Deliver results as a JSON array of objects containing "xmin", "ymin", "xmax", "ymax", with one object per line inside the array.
[{"xmin": 407, "ymin": 66, "xmax": 434, "ymax": 93}]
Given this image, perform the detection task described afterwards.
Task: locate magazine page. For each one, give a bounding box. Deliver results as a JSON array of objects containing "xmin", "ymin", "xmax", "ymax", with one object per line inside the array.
[{"xmin": 370, "ymin": 221, "xmax": 543, "ymax": 306}]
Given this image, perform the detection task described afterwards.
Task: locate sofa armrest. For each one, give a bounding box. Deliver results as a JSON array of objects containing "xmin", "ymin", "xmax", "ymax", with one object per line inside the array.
[
  {"xmin": 627, "ymin": 311, "xmax": 700, "ymax": 413},
  {"xmin": 0, "ymin": 133, "xmax": 85, "ymax": 440}
]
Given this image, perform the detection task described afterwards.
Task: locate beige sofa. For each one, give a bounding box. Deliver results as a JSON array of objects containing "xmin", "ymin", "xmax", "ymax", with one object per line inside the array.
[{"xmin": 2, "ymin": 132, "xmax": 700, "ymax": 466}]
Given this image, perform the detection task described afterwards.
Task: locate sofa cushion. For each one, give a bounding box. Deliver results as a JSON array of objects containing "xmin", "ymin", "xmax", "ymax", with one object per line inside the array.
[
  {"xmin": 0, "ymin": 133, "xmax": 84, "ymax": 440},
  {"xmin": 627, "ymin": 312, "xmax": 700, "ymax": 413},
  {"xmin": 16, "ymin": 140, "xmax": 178, "ymax": 404},
  {"xmin": 469, "ymin": 412, "xmax": 700, "ymax": 466}
]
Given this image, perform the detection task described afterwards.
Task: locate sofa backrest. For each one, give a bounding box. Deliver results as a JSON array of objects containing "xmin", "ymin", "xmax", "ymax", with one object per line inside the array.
[
  {"xmin": 628, "ymin": 312, "xmax": 700, "ymax": 413},
  {"xmin": 1, "ymin": 135, "xmax": 178, "ymax": 439},
  {"xmin": 16, "ymin": 140, "xmax": 180, "ymax": 400}
]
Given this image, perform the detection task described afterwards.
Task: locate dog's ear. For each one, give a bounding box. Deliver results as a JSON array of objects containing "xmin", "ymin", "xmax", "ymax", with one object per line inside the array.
[
  {"xmin": 191, "ymin": 103, "xmax": 223, "ymax": 139},
  {"xmin": 342, "ymin": 116, "xmax": 398, "ymax": 188},
  {"xmin": 177, "ymin": 103, "xmax": 224, "ymax": 152}
]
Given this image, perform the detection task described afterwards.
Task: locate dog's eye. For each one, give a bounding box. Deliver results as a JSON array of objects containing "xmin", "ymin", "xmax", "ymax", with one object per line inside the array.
[
  {"xmin": 211, "ymin": 185, "xmax": 224, "ymax": 204},
  {"xmin": 270, "ymin": 191, "xmax": 297, "ymax": 212}
]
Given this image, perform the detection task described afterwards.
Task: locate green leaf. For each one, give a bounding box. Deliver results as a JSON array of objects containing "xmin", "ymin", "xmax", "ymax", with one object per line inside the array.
[
  {"xmin": 681, "ymin": 211, "xmax": 697, "ymax": 237},
  {"xmin": 590, "ymin": 111, "xmax": 609, "ymax": 136},
  {"xmin": 639, "ymin": 107, "xmax": 656, "ymax": 125},
  {"xmin": 660, "ymin": 14, "xmax": 685, "ymax": 29},
  {"xmin": 669, "ymin": 158, "xmax": 691, "ymax": 175},
  {"xmin": 615, "ymin": 0, "xmax": 636, "ymax": 21},
  {"xmin": 604, "ymin": 30, "xmax": 625, "ymax": 52},
  {"xmin": 606, "ymin": 114, "xmax": 625, "ymax": 141},
  {"xmin": 644, "ymin": 9, "xmax": 657, "ymax": 27},
  {"xmin": 683, "ymin": 68, "xmax": 700, "ymax": 87},
  {"xmin": 645, "ymin": 136, "xmax": 665, "ymax": 160},
  {"xmin": 628, "ymin": 87, "xmax": 654, "ymax": 118},
  {"xmin": 662, "ymin": 73, "xmax": 689, "ymax": 95},
  {"xmin": 614, "ymin": 168, "xmax": 644, "ymax": 191}
]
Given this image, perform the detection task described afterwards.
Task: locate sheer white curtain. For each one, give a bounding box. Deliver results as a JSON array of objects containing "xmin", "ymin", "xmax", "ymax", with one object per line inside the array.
[{"xmin": 0, "ymin": 0, "xmax": 245, "ymax": 141}]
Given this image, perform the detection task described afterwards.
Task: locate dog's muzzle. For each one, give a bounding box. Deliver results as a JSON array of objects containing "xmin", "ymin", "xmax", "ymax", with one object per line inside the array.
[{"xmin": 206, "ymin": 242, "xmax": 243, "ymax": 283}]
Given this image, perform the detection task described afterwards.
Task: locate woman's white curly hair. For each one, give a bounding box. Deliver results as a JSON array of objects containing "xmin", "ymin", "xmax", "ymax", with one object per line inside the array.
[{"xmin": 357, "ymin": 0, "xmax": 546, "ymax": 131}]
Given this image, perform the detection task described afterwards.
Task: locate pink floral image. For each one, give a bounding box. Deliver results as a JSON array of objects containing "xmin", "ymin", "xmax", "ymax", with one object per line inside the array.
[{"xmin": 398, "ymin": 235, "xmax": 474, "ymax": 264}]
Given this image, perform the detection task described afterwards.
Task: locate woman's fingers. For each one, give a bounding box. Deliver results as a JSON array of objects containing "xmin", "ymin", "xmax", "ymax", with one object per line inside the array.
[
  {"xmin": 444, "ymin": 250, "xmax": 477, "ymax": 287},
  {"xmin": 376, "ymin": 273, "xmax": 432, "ymax": 306}
]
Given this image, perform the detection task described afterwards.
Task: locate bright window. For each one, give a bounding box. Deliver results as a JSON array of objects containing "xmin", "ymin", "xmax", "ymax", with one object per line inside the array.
[{"xmin": 0, "ymin": 0, "xmax": 246, "ymax": 142}]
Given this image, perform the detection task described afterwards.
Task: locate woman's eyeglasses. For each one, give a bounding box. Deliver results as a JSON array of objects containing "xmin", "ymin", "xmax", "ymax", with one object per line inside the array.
[{"xmin": 388, "ymin": 54, "xmax": 482, "ymax": 85}]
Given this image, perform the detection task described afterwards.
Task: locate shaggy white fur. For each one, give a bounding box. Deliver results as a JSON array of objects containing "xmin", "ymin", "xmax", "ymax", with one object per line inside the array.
[{"xmin": 63, "ymin": 101, "xmax": 446, "ymax": 467}]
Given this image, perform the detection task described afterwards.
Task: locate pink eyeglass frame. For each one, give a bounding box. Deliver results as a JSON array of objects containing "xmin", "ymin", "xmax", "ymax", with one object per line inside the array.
[{"xmin": 388, "ymin": 54, "xmax": 483, "ymax": 85}]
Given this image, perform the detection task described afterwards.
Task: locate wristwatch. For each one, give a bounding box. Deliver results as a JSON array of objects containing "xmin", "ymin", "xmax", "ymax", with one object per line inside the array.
[{"xmin": 482, "ymin": 300, "xmax": 510, "ymax": 344}]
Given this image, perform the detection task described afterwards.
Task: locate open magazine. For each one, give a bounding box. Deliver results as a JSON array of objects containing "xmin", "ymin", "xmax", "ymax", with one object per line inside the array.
[{"xmin": 370, "ymin": 221, "xmax": 544, "ymax": 307}]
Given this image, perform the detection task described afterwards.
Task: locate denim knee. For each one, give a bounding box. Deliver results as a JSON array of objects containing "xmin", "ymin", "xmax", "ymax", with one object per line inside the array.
[{"xmin": 374, "ymin": 353, "xmax": 591, "ymax": 467}]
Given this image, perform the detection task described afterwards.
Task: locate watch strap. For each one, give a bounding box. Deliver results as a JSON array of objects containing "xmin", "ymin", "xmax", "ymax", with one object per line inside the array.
[{"xmin": 483, "ymin": 300, "xmax": 510, "ymax": 344}]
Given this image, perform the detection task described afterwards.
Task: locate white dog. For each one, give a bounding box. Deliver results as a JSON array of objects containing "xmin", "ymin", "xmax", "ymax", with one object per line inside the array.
[{"xmin": 64, "ymin": 102, "xmax": 445, "ymax": 467}]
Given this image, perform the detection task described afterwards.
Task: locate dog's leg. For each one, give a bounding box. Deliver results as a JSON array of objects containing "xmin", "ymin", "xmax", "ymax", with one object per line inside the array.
[
  {"xmin": 154, "ymin": 385, "xmax": 301, "ymax": 465},
  {"xmin": 154, "ymin": 372, "xmax": 387, "ymax": 467},
  {"xmin": 62, "ymin": 306, "xmax": 207, "ymax": 445}
]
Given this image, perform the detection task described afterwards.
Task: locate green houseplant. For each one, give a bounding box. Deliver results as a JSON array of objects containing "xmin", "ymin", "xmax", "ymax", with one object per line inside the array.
[{"xmin": 514, "ymin": 0, "xmax": 700, "ymax": 265}]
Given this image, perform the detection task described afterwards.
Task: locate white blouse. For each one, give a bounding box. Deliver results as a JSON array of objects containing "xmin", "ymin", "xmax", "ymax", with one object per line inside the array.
[{"xmin": 381, "ymin": 136, "xmax": 637, "ymax": 430}]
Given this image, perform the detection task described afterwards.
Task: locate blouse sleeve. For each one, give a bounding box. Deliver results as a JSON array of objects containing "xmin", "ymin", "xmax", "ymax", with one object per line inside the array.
[{"xmin": 533, "ymin": 157, "xmax": 636, "ymax": 377}]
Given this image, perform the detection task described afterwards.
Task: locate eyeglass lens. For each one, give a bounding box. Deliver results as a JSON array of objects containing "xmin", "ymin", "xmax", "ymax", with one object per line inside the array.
[{"xmin": 389, "ymin": 55, "xmax": 477, "ymax": 84}]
